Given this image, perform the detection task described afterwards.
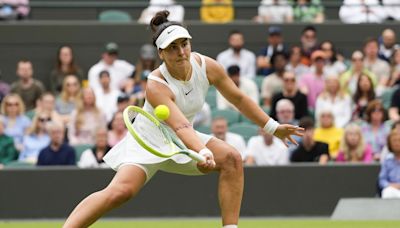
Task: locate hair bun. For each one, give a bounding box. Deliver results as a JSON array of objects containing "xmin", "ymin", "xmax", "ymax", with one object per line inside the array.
[{"xmin": 150, "ymin": 10, "xmax": 170, "ymax": 32}]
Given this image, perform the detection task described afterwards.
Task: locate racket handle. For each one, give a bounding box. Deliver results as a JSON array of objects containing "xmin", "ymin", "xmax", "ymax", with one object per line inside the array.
[{"xmin": 187, "ymin": 150, "xmax": 206, "ymax": 163}]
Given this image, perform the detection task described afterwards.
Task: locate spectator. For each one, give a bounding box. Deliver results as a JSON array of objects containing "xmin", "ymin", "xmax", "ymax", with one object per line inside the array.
[
  {"xmin": 0, "ymin": 0, "xmax": 30, "ymax": 20},
  {"xmin": 10, "ymin": 59, "xmax": 45, "ymax": 111},
  {"xmin": 55, "ymin": 75, "xmax": 82, "ymax": 125},
  {"xmin": 336, "ymin": 124, "xmax": 373, "ymax": 163},
  {"xmin": 0, "ymin": 117, "xmax": 18, "ymax": 169},
  {"xmin": 275, "ymin": 99, "xmax": 298, "ymax": 126},
  {"xmin": 200, "ymin": 0, "xmax": 234, "ymax": 23},
  {"xmin": 49, "ymin": 45, "xmax": 84, "ymax": 94},
  {"xmin": 313, "ymin": 109, "xmax": 344, "ymax": 159},
  {"xmin": 380, "ymin": 120, "xmax": 400, "ymax": 163},
  {"xmin": 299, "ymin": 25, "xmax": 319, "ymax": 66},
  {"xmin": 37, "ymin": 121, "xmax": 75, "ymax": 166},
  {"xmin": 26, "ymin": 92, "xmax": 63, "ymax": 124},
  {"xmin": 68, "ymin": 88, "xmax": 107, "ymax": 146},
  {"xmin": 107, "ymin": 112, "xmax": 127, "ymax": 147},
  {"xmin": 18, "ymin": 112, "xmax": 51, "ymax": 164},
  {"xmin": 94, "ymin": 70, "xmax": 120, "ymax": 123},
  {"xmin": 379, "ymin": 29, "xmax": 399, "ymax": 63},
  {"xmin": 254, "ymin": 0, "xmax": 293, "ymax": 23},
  {"xmin": 138, "ymin": 0, "xmax": 184, "ymax": 24},
  {"xmin": 318, "ymin": 41, "xmax": 347, "ymax": 76},
  {"xmin": 352, "ymin": 74, "xmax": 376, "ymax": 121},
  {"xmin": 78, "ymin": 128, "xmax": 111, "ymax": 168},
  {"xmin": 217, "ymin": 65, "xmax": 259, "ymax": 110},
  {"xmin": 270, "ymin": 71, "xmax": 308, "ymax": 120},
  {"xmin": 0, "ymin": 70, "xmax": 10, "ymax": 104},
  {"xmin": 256, "ymin": 26, "xmax": 289, "ymax": 76},
  {"xmin": 211, "ymin": 117, "xmax": 247, "ymax": 158},
  {"xmin": 245, "ymin": 128, "xmax": 289, "ymax": 166},
  {"xmin": 339, "ymin": 0, "xmax": 387, "ymax": 24},
  {"xmin": 217, "ymin": 30, "xmax": 256, "ymax": 79},
  {"xmin": 193, "ymin": 103, "xmax": 212, "ymax": 128},
  {"xmin": 315, "ymin": 75, "xmax": 352, "ymax": 128},
  {"xmin": 388, "ymin": 48, "xmax": 400, "ymax": 87},
  {"xmin": 261, "ymin": 52, "xmax": 288, "ymax": 106},
  {"xmin": 116, "ymin": 93, "xmax": 131, "ymax": 113},
  {"xmin": 361, "ymin": 100, "xmax": 391, "ymax": 160},
  {"xmin": 383, "ymin": 0, "xmax": 400, "ymax": 21},
  {"xmin": 298, "ymin": 50, "xmax": 326, "ymax": 109},
  {"xmin": 363, "ymin": 38, "xmax": 391, "ymax": 95},
  {"xmin": 88, "ymin": 42, "xmax": 135, "ymax": 92},
  {"xmin": 379, "ymin": 129, "xmax": 400, "ymax": 198},
  {"xmin": 292, "ymin": 0, "xmax": 324, "ymax": 23},
  {"xmin": 1, "ymin": 93, "xmax": 31, "ymax": 151},
  {"xmin": 340, "ymin": 50, "xmax": 377, "ymax": 96},
  {"xmin": 285, "ymin": 45, "xmax": 310, "ymax": 79},
  {"xmin": 290, "ymin": 117, "xmax": 329, "ymax": 164}
]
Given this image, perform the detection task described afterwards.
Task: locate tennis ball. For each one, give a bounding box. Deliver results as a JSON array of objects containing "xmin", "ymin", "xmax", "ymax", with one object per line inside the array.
[{"xmin": 154, "ymin": 105, "xmax": 170, "ymax": 120}]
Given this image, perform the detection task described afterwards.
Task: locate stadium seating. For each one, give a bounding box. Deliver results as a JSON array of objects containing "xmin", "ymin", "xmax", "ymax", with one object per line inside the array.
[
  {"xmin": 229, "ymin": 122, "xmax": 258, "ymax": 141},
  {"xmin": 73, "ymin": 144, "xmax": 93, "ymax": 161},
  {"xmin": 211, "ymin": 109, "xmax": 240, "ymax": 125},
  {"xmin": 98, "ymin": 10, "xmax": 132, "ymax": 22}
]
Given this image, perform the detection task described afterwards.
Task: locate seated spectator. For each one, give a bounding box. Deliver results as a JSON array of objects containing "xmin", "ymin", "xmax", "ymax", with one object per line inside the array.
[
  {"xmin": 0, "ymin": 70, "xmax": 10, "ymax": 104},
  {"xmin": 388, "ymin": 48, "xmax": 400, "ymax": 87},
  {"xmin": 290, "ymin": 117, "xmax": 329, "ymax": 164},
  {"xmin": 0, "ymin": 0, "xmax": 30, "ymax": 20},
  {"xmin": 200, "ymin": 0, "xmax": 234, "ymax": 23},
  {"xmin": 245, "ymin": 128, "xmax": 289, "ymax": 166},
  {"xmin": 1, "ymin": 93, "xmax": 31, "ymax": 151},
  {"xmin": 37, "ymin": 121, "xmax": 75, "ymax": 166},
  {"xmin": 254, "ymin": 0, "xmax": 293, "ymax": 23},
  {"xmin": 292, "ymin": 0, "xmax": 324, "ymax": 23},
  {"xmin": 315, "ymin": 75, "xmax": 352, "ymax": 128},
  {"xmin": 78, "ymin": 128, "xmax": 110, "ymax": 168},
  {"xmin": 336, "ymin": 124, "xmax": 373, "ymax": 163},
  {"xmin": 49, "ymin": 45, "xmax": 84, "ymax": 94},
  {"xmin": 0, "ymin": 117, "xmax": 18, "ymax": 168},
  {"xmin": 299, "ymin": 50, "xmax": 327, "ymax": 110},
  {"xmin": 352, "ymin": 74, "xmax": 376, "ymax": 121},
  {"xmin": 217, "ymin": 65, "xmax": 259, "ymax": 110},
  {"xmin": 138, "ymin": 1, "xmax": 184, "ymax": 24},
  {"xmin": 360, "ymin": 100, "xmax": 391, "ymax": 160},
  {"xmin": 211, "ymin": 117, "xmax": 247, "ymax": 158},
  {"xmin": 380, "ymin": 120, "xmax": 400, "ymax": 163},
  {"xmin": 299, "ymin": 26, "xmax": 319, "ymax": 66},
  {"xmin": 68, "ymin": 88, "xmax": 107, "ymax": 146},
  {"xmin": 94, "ymin": 70, "xmax": 120, "ymax": 123},
  {"xmin": 217, "ymin": 30, "xmax": 256, "ymax": 79},
  {"xmin": 107, "ymin": 112, "xmax": 127, "ymax": 147},
  {"xmin": 389, "ymin": 86, "xmax": 400, "ymax": 121},
  {"xmin": 270, "ymin": 71, "xmax": 308, "ymax": 120},
  {"xmin": 340, "ymin": 50, "xmax": 377, "ymax": 96},
  {"xmin": 383, "ymin": 0, "xmax": 400, "ymax": 21},
  {"xmin": 275, "ymin": 99, "xmax": 298, "ymax": 125},
  {"xmin": 318, "ymin": 41, "xmax": 347, "ymax": 76},
  {"xmin": 261, "ymin": 52, "xmax": 288, "ymax": 106},
  {"xmin": 313, "ymin": 109, "xmax": 344, "ymax": 159},
  {"xmin": 11, "ymin": 59, "xmax": 45, "ymax": 111},
  {"xmin": 116, "ymin": 93, "xmax": 131, "ymax": 113},
  {"xmin": 378, "ymin": 129, "xmax": 400, "ymax": 198},
  {"xmin": 55, "ymin": 75, "xmax": 82, "ymax": 124},
  {"xmin": 256, "ymin": 26, "xmax": 289, "ymax": 76},
  {"xmin": 193, "ymin": 103, "xmax": 212, "ymax": 128},
  {"xmin": 18, "ymin": 112, "xmax": 51, "ymax": 164},
  {"xmin": 26, "ymin": 92, "xmax": 63, "ymax": 124},
  {"xmin": 339, "ymin": 0, "xmax": 387, "ymax": 24},
  {"xmin": 285, "ymin": 45, "xmax": 310, "ymax": 79},
  {"xmin": 379, "ymin": 29, "xmax": 399, "ymax": 63}
]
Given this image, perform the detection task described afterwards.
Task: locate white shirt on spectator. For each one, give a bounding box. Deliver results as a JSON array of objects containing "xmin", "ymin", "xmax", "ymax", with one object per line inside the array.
[
  {"xmin": 216, "ymin": 77, "xmax": 259, "ymax": 110},
  {"xmin": 213, "ymin": 132, "xmax": 247, "ymax": 158},
  {"xmin": 383, "ymin": 0, "xmax": 400, "ymax": 21},
  {"xmin": 246, "ymin": 135, "xmax": 289, "ymax": 166},
  {"xmin": 339, "ymin": 0, "xmax": 387, "ymax": 24},
  {"xmin": 94, "ymin": 88, "xmax": 121, "ymax": 123},
  {"xmin": 217, "ymin": 48, "xmax": 256, "ymax": 79},
  {"xmin": 88, "ymin": 59, "xmax": 134, "ymax": 92},
  {"xmin": 138, "ymin": 0, "xmax": 184, "ymax": 24},
  {"xmin": 257, "ymin": 0, "xmax": 293, "ymax": 23},
  {"xmin": 78, "ymin": 149, "xmax": 109, "ymax": 168},
  {"xmin": 315, "ymin": 94, "xmax": 352, "ymax": 128}
]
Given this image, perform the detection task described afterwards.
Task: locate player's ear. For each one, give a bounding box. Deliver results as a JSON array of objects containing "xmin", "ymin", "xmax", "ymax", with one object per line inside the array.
[{"xmin": 158, "ymin": 49, "xmax": 164, "ymax": 60}]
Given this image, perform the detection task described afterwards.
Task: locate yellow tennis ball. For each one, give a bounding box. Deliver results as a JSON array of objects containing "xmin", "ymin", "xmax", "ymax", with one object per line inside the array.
[{"xmin": 154, "ymin": 105, "xmax": 170, "ymax": 120}]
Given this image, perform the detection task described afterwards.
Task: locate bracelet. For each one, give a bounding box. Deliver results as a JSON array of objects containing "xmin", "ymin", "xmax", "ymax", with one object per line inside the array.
[
  {"xmin": 263, "ymin": 118, "xmax": 279, "ymax": 134},
  {"xmin": 199, "ymin": 148, "xmax": 213, "ymax": 157}
]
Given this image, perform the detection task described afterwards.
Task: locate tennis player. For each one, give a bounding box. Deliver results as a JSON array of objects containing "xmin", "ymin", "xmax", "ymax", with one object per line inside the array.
[{"xmin": 63, "ymin": 10, "xmax": 303, "ymax": 228}]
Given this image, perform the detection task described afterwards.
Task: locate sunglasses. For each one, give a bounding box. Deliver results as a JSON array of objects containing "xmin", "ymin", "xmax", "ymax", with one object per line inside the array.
[{"xmin": 39, "ymin": 117, "xmax": 51, "ymax": 122}]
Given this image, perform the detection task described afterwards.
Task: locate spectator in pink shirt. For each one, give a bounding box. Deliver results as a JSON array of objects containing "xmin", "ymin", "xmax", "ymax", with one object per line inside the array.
[{"xmin": 336, "ymin": 124, "xmax": 373, "ymax": 163}]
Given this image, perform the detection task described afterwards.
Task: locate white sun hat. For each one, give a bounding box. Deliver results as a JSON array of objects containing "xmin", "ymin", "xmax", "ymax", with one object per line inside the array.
[{"xmin": 155, "ymin": 25, "xmax": 192, "ymax": 49}]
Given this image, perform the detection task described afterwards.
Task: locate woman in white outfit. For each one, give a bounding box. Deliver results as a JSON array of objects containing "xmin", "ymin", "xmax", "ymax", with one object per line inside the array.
[{"xmin": 63, "ymin": 10, "xmax": 302, "ymax": 228}]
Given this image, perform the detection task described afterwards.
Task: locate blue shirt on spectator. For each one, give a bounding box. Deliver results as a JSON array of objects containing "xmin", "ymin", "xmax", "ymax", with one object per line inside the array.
[
  {"xmin": 37, "ymin": 143, "xmax": 76, "ymax": 166},
  {"xmin": 4, "ymin": 115, "xmax": 31, "ymax": 146},
  {"xmin": 379, "ymin": 157, "xmax": 400, "ymax": 189},
  {"xmin": 19, "ymin": 134, "xmax": 51, "ymax": 162}
]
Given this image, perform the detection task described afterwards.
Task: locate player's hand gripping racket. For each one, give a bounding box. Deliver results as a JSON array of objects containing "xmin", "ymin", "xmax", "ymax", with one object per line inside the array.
[{"xmin": 123, "ymin": 105, "xmax": 206, "ymax": 163}]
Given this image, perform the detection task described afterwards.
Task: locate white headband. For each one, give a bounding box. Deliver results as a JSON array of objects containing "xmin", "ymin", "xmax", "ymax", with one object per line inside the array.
[{"xmin": 155, "ymin": 25, "xmax": 192, "ymax": 49}]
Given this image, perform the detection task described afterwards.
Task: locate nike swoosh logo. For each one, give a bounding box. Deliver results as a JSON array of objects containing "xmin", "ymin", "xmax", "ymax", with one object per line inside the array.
[
  {"xmin": 185, "ymin": 89, "xmax": 193, "ymax": 95},
  {"xmin": 167, "ymin": 28, "xmax": 176, "ymax": 34}
]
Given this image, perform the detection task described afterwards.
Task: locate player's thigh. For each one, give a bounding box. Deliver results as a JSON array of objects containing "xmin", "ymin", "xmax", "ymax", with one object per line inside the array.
[
  {"xmin": 206, "ymin": 137, "xmax": 243, "ymax": 171},
  {"xmin": 106, "ymin": 164, "xmax": 147, "ymax": 198}
]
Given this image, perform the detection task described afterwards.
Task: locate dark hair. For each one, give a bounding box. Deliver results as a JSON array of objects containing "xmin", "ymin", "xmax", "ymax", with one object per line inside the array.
[
  {"xmin": 99, "ymin": 70, "xmax": 110, "ymax": 79},
  {"xmin": 353, "ymin": 74, "xmax": 375, "ymax": 104},
  {"xmin": 150, "ymin": 10, "xmax": 185, "ymax": 48},
  {"xmin": 387, "ymin": 129, "xmax": 400, "ymax": 153},
  {"xmin": 391, "ymin": 120, "xmax": 400, "ymax": 130},
  {"xmin": 227, "ymin": 65, "xmax": 240, "ymax": 76},
  {"xmin": 299, "ymin": 116, "xmax": 314, "ymax": 130},
  {"xmin": 364, "ymin": 99, "xmax": 387, "ymax": 123},
  {"xmin": 270, "ymin": 51, "xmax": 288, "ymax": 66},
  {"xmin": 56, "ymin": 45, "xmax": 79, "ymax": 74},
  {"xmin": 319, "ymin": 40, "xmax": 338, "ymax": 62},
  {"xmin": 363, "ymin": 37, "xmax": 379, "ymax": 48},
  {"xmin": 302, "ymin": 25, "xmax": 316, "ymax": 35}
]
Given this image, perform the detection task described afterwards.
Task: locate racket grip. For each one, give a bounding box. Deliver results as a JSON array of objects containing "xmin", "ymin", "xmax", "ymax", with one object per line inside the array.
[{"xmin": 188, "ymin": 151, "xmax": 206, "ymax": 163}]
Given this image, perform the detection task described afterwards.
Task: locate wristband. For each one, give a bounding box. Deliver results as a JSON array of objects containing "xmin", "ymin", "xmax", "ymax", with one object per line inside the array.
[
  {"xmin": 263, "ymin": 118, "xmax": 279, "ymax": 134},
  {"xmin": 199, "ymin": 148, "xmax": 213, "ymax": 157}
]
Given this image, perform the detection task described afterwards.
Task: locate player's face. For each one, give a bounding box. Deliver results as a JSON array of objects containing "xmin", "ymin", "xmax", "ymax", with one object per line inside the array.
[{"xmin": 161, "ymin": 38, "xmax": 191, "ymax": 66}]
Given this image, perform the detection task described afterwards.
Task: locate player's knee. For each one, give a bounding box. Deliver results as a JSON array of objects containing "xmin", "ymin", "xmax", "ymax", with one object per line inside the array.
[
  {"xmin": 105, "ymin": 186, "xmax": 134, "ymax": 206},
  {"xmin": 221, "ymin": 149, "xmax": 243, "ymax": 171}
]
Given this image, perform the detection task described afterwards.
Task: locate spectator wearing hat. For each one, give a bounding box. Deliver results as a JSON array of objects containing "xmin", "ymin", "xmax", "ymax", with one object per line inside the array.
[
  {"xmin": 256, "ymin": 26, "xmax": 289, "ymax": 76},
  {"xmin": 88, "ymin": 42, "xmax": 135, "ymax": 93},
  {"xmin": 254, "ymin": 0, "xmax": 293, "ymax": 23},
  {"xmin": 94, "ymin": 70, "xmax": 121, "ymax": 123}
]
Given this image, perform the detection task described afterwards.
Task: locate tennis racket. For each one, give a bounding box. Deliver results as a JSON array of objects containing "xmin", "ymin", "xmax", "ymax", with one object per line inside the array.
[{"xmin": 123, "ymin": 105, "xmax": 206, "ymax": 163}]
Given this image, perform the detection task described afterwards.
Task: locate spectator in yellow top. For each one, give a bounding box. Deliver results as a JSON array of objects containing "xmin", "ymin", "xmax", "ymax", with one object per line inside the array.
[{"xmin": 201, "ymin": 0, "xmax": 234, "ymax": 23}]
